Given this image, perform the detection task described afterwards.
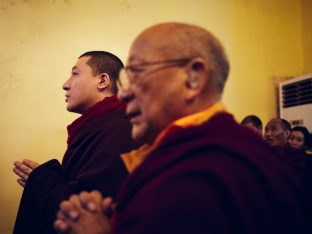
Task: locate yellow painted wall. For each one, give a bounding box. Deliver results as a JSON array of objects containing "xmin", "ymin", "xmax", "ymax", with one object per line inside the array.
[
  {"xmin": 0, "ymin": 0, "xmax": 308, "ymax": 233},
  {"xmin": 302, "ymin": 0, "xmax": 312, "ymax": 74}
]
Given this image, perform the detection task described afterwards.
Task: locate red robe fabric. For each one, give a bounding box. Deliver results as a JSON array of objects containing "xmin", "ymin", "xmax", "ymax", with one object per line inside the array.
[
  {"xmin": 279, "ymin": 143, "xmax": 312, "ymax": 196},
  {"xmin": 14, "ymin": 96, "xmax": 138, "ymax": 234},
  {"xmin": 113, "ymin": 113, "xmax": 312, "ymax": 234},
  {"xmin": 66, "ymin": 95, "xmax": 126, "ymax": 145},
  {"xmin": 279, "ymin": 143, "xmax": 308, "ymax": 180}
]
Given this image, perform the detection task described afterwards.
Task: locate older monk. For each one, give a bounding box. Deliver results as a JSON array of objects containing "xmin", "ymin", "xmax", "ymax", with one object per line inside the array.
[{"xmin": 54, "ymin": 23, "xmax": 312, "ymax": 234}]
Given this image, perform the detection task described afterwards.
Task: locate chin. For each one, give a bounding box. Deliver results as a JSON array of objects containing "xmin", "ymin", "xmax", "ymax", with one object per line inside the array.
[
  {"xmin": 131, "ymin": 124, "xmax": 150, "ymax": 144},
  {"xmin": 132, "ymin": 130, "xmax": 146, "ymax": 144},
  {"xmin": 66, "ymin": 107, "xmax": 76, "ymax": 113},
  {"xmin": 66, "ymin": 105, "xmax": 83, "ymax": 114},
  {"xmin": 292, "ymin": 145, "xmax": 302, "ymax": 150}
]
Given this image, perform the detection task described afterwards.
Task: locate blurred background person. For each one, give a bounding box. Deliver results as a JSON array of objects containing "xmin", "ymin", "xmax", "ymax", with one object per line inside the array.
[
  {"xmin": 241, "ymin": 115, "xmax": 263, "ymax": 136},
  {"xmin": 264, "ymin": 118, "xmax": 310, "ymax": 191},
  {"xmin": 289, "ymin": 126, "xmax": 310, "ymax": 151}
]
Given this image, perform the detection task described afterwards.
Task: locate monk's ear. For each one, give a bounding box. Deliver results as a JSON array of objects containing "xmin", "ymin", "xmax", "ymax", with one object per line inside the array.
[
  {"xmin": 184, "ymin": 59, "xmax": 207, "ymax": 101},
  {"xmin": 98, "ymin": 73, "xmax": 110, "ymax": 90}
]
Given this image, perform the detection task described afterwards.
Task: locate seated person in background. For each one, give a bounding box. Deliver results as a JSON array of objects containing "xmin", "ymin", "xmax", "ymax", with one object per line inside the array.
[
  {"xmin": 12, "ymin": 51, "xmax": 138, "ymax": 234},
  {"xmin": 289, "ymin": 126, "xmax": 310, "ymax": 151},
  {"xmin": 240, "ymin": 114, "xmax": 263, "ymax": 136},
  {"xmin": 54, "ymin": 23, "xmax": 312, "ymax": 234},
  {"xmin": 264, "ymin": 118, "xmax": 308, "ymax": 181},
  {"xmin": 288, "ymin": 126, "xmax": 312, "ymax": 195},
  {"xmin": 264, "ymin": 118, "xmax": 290, "ymax": 148},
  {"xmin": 307, "ymin": 133, "xmax": 312, "ymax": 155}
]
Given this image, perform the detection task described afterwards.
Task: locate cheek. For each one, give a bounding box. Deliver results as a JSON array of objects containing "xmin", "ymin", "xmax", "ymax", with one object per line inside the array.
[
  {"xmin": 135, "ymin": 88, "xmax": 154, "ymax": 114},
  {"xmin": 297, "ymin": 141, "xmax": 304, "ymax": 146},
  {"xmin": 135, "ymin": 84, "xmax": 176, "ymax": 121},
  {"xmin": 273, "ymin": 133, "xmax": 284, "ymax": 142},
  {"xmin": 71, "ymin": 90, "xmax": 83, "ymax": 101}
]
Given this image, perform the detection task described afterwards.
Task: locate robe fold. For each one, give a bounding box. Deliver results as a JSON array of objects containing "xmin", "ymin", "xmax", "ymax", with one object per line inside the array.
[
  {"xmin": 113, "ymin": 113, "xmax": 312, "ymax": 234},
  {"xmin": 14, "ymin": 106, "xmax": 137, "ymax": 234}
]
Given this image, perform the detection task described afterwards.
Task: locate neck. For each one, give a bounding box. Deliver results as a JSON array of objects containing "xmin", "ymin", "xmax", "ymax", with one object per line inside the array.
[
  {"xmin": 79, "ymin": 93, "xmax": 115, "ymax": 115},
  {"xmin": 185, "ymin": 95, "xmax": 221, "ymax": 117}
]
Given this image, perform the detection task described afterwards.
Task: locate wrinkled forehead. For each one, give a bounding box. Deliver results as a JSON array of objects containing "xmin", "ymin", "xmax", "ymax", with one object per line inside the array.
[
  {"xmin": 128, "ymin": 42, "xmax": 161, "ymax": 64},
  {"xmin": 128, "ymin": 29, "xmax": 176, "ymax": 63}
]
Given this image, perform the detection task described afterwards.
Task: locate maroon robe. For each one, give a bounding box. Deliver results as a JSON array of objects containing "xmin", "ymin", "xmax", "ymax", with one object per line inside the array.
[
  {"xmin": 278, "ymin": 144, "xmax": 312, "ymax": 196},
  {"xmin": 113, "ymin": 113, "xmax": 312, "ymax": 234},
  {"xmin": 14, "ymin": 99, "xmax": 138, "ymax": 234},
  {"xmin": 279, "ymin": 143, "xmax": 308, "ymax": 180}
]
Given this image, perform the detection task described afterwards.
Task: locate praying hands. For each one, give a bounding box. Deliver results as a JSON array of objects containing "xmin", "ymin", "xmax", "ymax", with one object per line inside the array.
[
  {"xmin": 13, "ymin": 159, "xmax": 39, "ymax": 187},
  {"xmin": 54, "ymin": 191, "xmax": 114, "ymax": 234}
]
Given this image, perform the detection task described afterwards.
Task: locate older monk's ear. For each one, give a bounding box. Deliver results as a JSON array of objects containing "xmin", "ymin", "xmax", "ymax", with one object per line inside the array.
[
  {"xmin": 184, "ymin": 70, "xmax": 205, "ymax": 102},
  {"xmin": 184, "ymin": 60, "xmax": 208, "ymax": 101},
  {"xmin": 186, "ymin": 71, "xmax": 200, "ymax": 89},
  {"xmin": 185, "ymin": 59, "xmax": 206, "ymax": 89},
  {"xmin": 98, "ymin": 73, "xmax": 110, "ymax": 90}
]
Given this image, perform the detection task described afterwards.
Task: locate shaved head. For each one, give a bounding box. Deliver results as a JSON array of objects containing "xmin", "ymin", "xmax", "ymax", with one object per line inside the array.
[
  {"xmin": 121, "ymin": 22, "xmax": 230, "ymax": 143},
  {"xmin": 131, "ymin": 23, "xmax": 229, "ymax": 93}
]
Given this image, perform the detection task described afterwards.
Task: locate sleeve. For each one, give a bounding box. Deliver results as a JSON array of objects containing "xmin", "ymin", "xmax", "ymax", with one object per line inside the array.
[
  {"xmin": 116, "ymin": 156, "xmax": 239, "ymax": 234},
  {"xmin": 115, "ymin": 149, "xmax": 311, "ymax": 234},
  {"xmin": 62, "ymin": 116, "xmax": 134, "ymax": 197},
  {"xmin": 13, "ymin": 159, "xmax": 69, "ymax": 234},
  {"xmin": 14, "ymin": 114, "xmax": 136, "ymax": 234}
]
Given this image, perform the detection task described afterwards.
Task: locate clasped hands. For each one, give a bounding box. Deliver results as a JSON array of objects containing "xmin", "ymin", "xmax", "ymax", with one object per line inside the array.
[
  {"xmin": 13, "ymin": 160, "xmax": 113, "ymax": 234},
  {"xmin": 13, "ymin": 159, "xmax": 39, "ymax": 187},
  {"xmin": 54, "ymin": 191, "xmax": 113, "ymax": 234}
]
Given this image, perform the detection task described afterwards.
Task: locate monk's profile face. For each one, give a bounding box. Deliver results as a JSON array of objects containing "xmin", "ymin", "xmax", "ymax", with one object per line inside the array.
[
  {"xmin": 264, "ymin": 119, "xmax": 289, "ymax": 147},
  {"xmin": 118, "ymin": 25, "xmax": 190, "ymax": 144},
  {"xmin": 63, "ymin": 56, "xmax": 100, "ymax": 114},
  {"xmin": 118, "ymin": 23, "xmax": 227, "ymax": 144}
]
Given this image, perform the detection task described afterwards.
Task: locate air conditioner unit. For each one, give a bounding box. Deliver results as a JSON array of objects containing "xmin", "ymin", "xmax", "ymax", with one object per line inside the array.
[{"xmin": 279, "ymin": 74, "xmax": 312, "ymax": 131}]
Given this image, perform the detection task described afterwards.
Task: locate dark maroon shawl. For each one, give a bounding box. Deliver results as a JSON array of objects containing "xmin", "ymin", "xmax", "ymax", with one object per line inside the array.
[
  {"xmin": 278, "ymin": 143, "xmax": 308, "ymax": 180},
  {"xmin": 14, "ymin": 96, "xmax": 138, "ymax": 234},
  {"xmin": 113, "ymin": 113, "xmax": 312, "ymax": 234},
  {"xmin": 278, "ymin": 143, "xmax": 312, "ymax": 196},
  {"xmin": 67, "ymin": 95, "xmax": 126, "ymax": 145}
]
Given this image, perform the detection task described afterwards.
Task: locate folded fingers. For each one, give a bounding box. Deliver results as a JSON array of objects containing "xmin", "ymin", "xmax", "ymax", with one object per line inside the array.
[
  {"xmin": 79, "ymin": 190, "xmax": 103, "ymax": 212},
  {"xmin": 14, "ymin": 161, "xmax": 33, "ymax": 174},
  {"xmin": 13, "ymin": 166, "xmax": 29, "ymax": 181},
  {"xmin": 23, "ymin": 159, "xmax": 39, "ymax": 170}
]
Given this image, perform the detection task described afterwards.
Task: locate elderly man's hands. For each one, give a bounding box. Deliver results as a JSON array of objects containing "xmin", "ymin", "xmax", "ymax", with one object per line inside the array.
[
  {"xmin": 54, "ymin": 191, "xmax": 114, "ymax": 234},
  {"xmin": 13, "ymin": 159, "xmax": 39, "ymax": 187}
]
